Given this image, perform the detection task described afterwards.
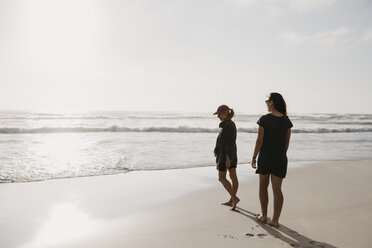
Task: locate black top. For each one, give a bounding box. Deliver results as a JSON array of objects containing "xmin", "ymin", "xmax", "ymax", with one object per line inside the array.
[
  {"xmin": 214, "ymin": 120, "xmax": 237, "ymax": 170},
  {"xmin": 258, "ymin": 114, "xmax": 293, "ymax": 155},
  {"xmin": 256, "ymin": 114, "xmax": 293, "ymax": 178}
]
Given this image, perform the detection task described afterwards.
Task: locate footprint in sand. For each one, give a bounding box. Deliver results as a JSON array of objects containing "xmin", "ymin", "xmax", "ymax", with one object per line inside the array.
[
  {"xmin": 245, "ymin": 233, "xmax": 269, "ymax": 239},
  {"xmin": 290, "ymin": 244, "xmax": 299, "ymax": 247},
  {"xmin": 219, "ymin": 234, "xmax": 238, "ymax": 240},
  {"xmin": 256, "ymin": 233, "xmax": 268, "ymax": 238}
]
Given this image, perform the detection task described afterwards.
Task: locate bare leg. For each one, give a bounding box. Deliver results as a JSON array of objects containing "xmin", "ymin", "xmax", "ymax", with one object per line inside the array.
[
  {"xmin": 229, "ymin": 168, "xmax": 239, "ymax": 196},
  {"xmin": 271, "ymin": 174, "xmax": 283, "ymax": 227},
  {"xmin": 228, "ymin": 168, "xmax": 240, "ymax": 210},
  {"xmin": 218, "ymin": 171, "xmax": 239, "ymax": 209},
  {"xmin": 219, "ymin": 171, "xmax": 234, "ymax": 196},
  {"xmin": 257, "ymin": 174, "xmax": 270, "ymax": 222},
  {"xmin": 221, "ymin": 168, "xmax": 233, "ymax": 206}
]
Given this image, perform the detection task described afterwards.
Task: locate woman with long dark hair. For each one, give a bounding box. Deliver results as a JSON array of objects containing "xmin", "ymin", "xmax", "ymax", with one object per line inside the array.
[
  {"xmin": 251, "ymin": 93, "xmax": 293, "ymax": 227},
  {"xmin": 214, "ymin": 104, "xmax": 240, "ymax": 210}
]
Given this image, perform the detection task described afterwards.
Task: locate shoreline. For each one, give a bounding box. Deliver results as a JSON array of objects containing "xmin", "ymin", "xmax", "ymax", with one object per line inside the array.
[
  {"xmin": 1, "ymin": 160, "xmax": 371, "ymax": 247},
  {"xmin": 3, "ymin": 159, "xmax": 372, "ymax": 185}
]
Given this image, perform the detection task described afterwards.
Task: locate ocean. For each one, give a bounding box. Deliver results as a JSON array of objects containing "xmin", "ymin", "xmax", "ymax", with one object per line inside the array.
[{"xmin": 0, "ymin": 111, "xmax": 371, "ymax": 183}]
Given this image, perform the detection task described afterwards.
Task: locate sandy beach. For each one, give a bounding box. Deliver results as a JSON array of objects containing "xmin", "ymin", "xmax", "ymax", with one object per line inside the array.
[{"xmin": 0, "ymin": 160, "xmax": 371, "ymax": 248}]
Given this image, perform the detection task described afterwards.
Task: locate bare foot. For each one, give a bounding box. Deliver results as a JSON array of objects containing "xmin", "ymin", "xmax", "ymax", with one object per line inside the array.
[
  {"xmin": 268, "ymin": 220, "xmax": 280, "ymax": 228},
  {"xmin": 255, "ymin": 214, "xmax": 267, "ymax": 223},
  {"xmin": 221, "ymin": 200, "xmax": 233, "ymax": 206},
  {"xmin": 231, "ymin": 196, "xmax": 240, "ymax": 210}
]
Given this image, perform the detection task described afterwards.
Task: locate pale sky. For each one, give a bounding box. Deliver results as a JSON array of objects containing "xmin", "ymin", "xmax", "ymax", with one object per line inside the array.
[{"xmin": 0, "ymin": 0, "xmax": 371, "ymax": 113}]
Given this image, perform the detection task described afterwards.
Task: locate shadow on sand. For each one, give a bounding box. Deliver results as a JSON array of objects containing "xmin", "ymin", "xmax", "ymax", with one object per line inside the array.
[{"xmin": 234, "ymin": 207, "xmax": 338, "ymax": 248}]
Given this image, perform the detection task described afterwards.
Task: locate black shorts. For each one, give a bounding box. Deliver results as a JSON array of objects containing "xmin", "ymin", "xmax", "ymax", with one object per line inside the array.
[
  {"xmin": 255, "ymin": 155, "xmax": 287, "ymax": 178},
  {"xmin": 217, "ymin": 163, "xmax": 237, "ymax": 172}
]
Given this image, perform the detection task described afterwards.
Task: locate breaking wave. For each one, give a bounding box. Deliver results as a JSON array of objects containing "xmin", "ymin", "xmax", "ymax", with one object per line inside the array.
[{"xmin": 1, "ymin": 126, "xmax": 372, "ymax": 134}]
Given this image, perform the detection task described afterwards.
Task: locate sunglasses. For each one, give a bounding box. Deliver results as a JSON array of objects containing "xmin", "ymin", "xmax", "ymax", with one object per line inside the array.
[{"xmin": 265, "ymin": 99, "xmax": 271, "ymax": 103}]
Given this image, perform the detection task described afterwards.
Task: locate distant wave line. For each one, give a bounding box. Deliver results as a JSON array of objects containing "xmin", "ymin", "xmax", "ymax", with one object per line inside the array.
[
  {"xmin": 0, "ymin": 116, "xmax": 214, "ymax": 120},
  {"xmin": 1, "ymin": 126, "xmax": 372, "ymax": 134},
  {"xmin": 1, "ymin": 115, "xmax": 372, "ymax": 122}
]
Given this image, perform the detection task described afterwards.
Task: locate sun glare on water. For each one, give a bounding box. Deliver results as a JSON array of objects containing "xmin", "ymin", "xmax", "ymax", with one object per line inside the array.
[{"xmin": 25, "ymin": 133, "xmax": 92, "ymax": 180}]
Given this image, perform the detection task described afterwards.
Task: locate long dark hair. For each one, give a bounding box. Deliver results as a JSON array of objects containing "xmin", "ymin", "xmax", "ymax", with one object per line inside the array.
[{"xmin": 269, "ymin": 92, "xmax": 287, "ymax": 115}]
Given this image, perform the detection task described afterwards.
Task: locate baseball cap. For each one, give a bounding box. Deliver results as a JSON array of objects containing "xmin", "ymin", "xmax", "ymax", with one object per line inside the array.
[{"xmin": 213, "ymin": 105, "xmax": 230, "ymax": 115}]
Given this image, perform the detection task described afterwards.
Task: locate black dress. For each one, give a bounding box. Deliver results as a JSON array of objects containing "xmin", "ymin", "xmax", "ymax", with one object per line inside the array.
[
  {"xmin": 256, "ymin": 114, "xmax": 293, "ymax": 178},
  {"xmin": 214, "ymin": 120, "xmax": 237, "ymax": 172}
]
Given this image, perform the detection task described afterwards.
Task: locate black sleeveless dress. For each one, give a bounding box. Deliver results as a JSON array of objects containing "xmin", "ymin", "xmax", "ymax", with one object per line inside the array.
[{"xmin": 256, "ymin": 114, "xmax": 293, "ymax": 178}]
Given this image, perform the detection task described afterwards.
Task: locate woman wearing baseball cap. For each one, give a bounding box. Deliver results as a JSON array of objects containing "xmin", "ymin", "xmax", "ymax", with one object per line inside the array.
[{"xmin": 213, "ymin": 104, "xmax": 240, "ymax": 210}]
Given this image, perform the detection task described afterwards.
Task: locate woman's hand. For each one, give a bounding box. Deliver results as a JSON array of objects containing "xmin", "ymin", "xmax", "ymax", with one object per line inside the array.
[
  {"xmin": 251, "ymin": 157, "xmax": 257, "ymax": 169},
  {"xmin": 252, "ymin": 127, "xmax": 263, "ymax": 169}
]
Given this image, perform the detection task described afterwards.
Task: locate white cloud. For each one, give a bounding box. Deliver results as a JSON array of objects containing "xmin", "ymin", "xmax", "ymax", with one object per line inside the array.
[
  {"xmin": 278, "ymin": 30, "xmax": 306, "ymax": 45},
  {"xmin": 278, "ymin": 27, "xmax": 353, "ymax": 47},
  {"xmin": 225, "ymin": 0, "xmax": 338, "ymax": 11},
  {"xmin": 224, "ymin": 0, "xmax": 337, "ymax": 19},
  {"xmin": 224, "ymin": 0, "xmax": 259, "ymax": 6},
  {"xmin": 267, "ymin": 5, "xmax": 283, "ymax": 18},
  {"xmin": 286, "ymin": 0, "xmax": 338, "ymax": 11},
  {"xmin": 224, "ymin": 0, "xmax": 283, "ymax": 19},
  {"xmin": 130, "ymin": 0, "xmax": 145, "ymax": 13},
  {"xmin": 311, "ymin": 28, "xmax": 353, "ymax": 46},
  {"xmin": 362, "ymin": 27, "xmax": 372, "ymax": 42}
]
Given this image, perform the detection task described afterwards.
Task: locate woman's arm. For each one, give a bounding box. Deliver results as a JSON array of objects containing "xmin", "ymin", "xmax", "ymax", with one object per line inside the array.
[
  {"xmin": 285, "ymin": 128, "xmax": 291, "ymax": 152},
  {"xmin": 251, "ymin": 126, "xmax": 264, "ymax": 169},
  {"xmin": 218, "ymin": 124, "xmax": 233, "ymax": 167}
]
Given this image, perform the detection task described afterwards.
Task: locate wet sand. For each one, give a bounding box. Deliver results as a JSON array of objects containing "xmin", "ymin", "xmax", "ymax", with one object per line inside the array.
[{"xmin": 0, "ymin": 160, "xmax": 371, "ymax": 248}]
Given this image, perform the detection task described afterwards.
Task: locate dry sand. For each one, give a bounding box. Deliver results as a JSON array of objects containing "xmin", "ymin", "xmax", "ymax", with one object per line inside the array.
[{"xmin": 0, "ymin": 160, "xmax": 371, "ymax": 248}]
